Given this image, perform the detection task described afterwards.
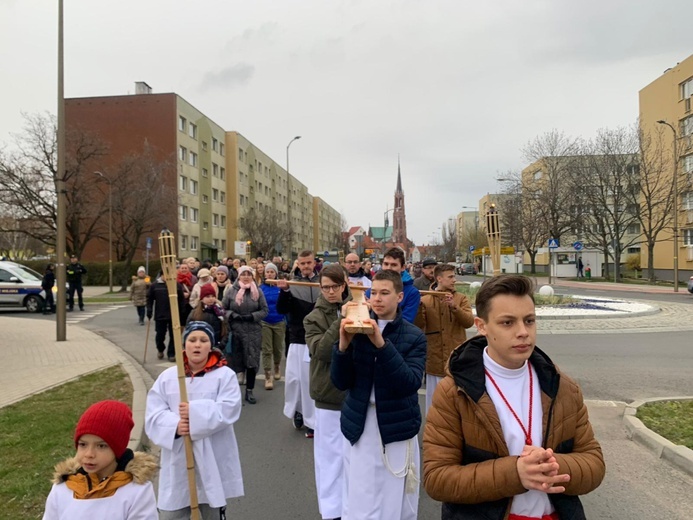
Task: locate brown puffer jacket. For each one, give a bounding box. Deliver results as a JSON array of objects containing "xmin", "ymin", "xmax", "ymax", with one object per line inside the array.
[
  {"xmin": 423, "ymin": 336, "xmax": 605, "ymax": 520},
  {"xmin": 414, "ymin": 289, "xmax": 474, "ymax": 377}
]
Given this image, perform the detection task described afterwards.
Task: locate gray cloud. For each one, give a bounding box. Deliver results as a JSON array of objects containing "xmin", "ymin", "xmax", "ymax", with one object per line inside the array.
[{"xmin": 199, "ymin": 63, "xmax": 255, "ymax": 92}]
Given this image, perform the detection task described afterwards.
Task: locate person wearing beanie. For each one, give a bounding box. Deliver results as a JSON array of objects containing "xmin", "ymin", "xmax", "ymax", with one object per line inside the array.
[
  {"xmin": 188, "ymin": 268, "xmax": 216, "ymax": 310},
  {"xmin": 215, "ymin": 265, "xmax": 232, "ymax": 300},
  {"xmin": 42, "ymin": 400, "xmax": 158, "ymax": 519},
  {"xmin": 186, "ymin": 282, "xmax": 227, "ymax": 350},
  {"xmin": 145, "ymin": 321, "xmax": 244, "ymax": 518},
  {"xmin": 222, "ymin": 265, "xmax": 269, "ymax": 404},
  {"xmin": 130, "ymin": 266, "xmax": 150, "ymax": 326},
  {"xmin": 259, "ymin": 262, "xmax": 286, "ymax": 390}
]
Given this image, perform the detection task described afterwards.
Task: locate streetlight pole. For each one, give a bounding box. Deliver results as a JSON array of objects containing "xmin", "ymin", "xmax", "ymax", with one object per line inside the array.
[
  {"xmin": 657, "ymin": 120, "xmax": 679, "ymax": 292},
  {"xmin": 56, "ymin": 0, "xmax": 67, "ymax": 340},
  {"xmin": 95, "ymin": 171, "xmax": 113, "ymax": 293},
  {"xmin": 286, "ymin": 136, "xmax": 301, "ymax": 260}
]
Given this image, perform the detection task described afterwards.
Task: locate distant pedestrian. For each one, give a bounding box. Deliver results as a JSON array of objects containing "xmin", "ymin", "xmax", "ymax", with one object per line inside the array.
[
  {"xmin": 129, "ymin": 266, "xmax": 149, "ymax": 325},
  {"xmin": 259, "ymin": 263, "xmax": 286, "ymax": 389},
  {"xmin": 66, "ymin": 254, "xmax": 87, "ymax": 311},
  {"xmin": 413, "ymin": 258, "xmax": 437, "ymax": 291},
  {"xmin": 42, "ymin": 400, "xmax": 158, "ymax": 519},
  {"xmin": 41, "ymin": 263, "xmax": 56, "ymax": 315},
  {"xmin": 147, "ymin": 271, "xmax": 184, "ymax": 361},
  {"xmin": 145, "ymin": 321, "xmax": 244, "ymax": 519},
  {"xmin": 189, "ymin": 268, "xmax": 215, "ymax": 310},
  {"xmin": 577, "ymin": 256, "xmax": 584, "ymax": 278}
]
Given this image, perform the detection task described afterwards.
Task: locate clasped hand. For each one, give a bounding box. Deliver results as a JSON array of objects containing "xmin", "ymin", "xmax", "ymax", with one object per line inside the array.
[
  {"xmin": 516, "ymin": 446, "xmax": 570, "ymax": 493},
  {"xmin": 177, "ymin": 402, "xmax": 190, "ymax": 436}
]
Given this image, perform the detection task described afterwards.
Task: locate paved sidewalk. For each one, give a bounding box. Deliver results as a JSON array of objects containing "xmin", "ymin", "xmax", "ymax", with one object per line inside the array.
[
  {"xmin": 0, "ymin": 316, "xmax": 152, "ymax": 450},
  {"xmin": 554, "ymin": 279, "xmax": 692, "ymax": 295}
]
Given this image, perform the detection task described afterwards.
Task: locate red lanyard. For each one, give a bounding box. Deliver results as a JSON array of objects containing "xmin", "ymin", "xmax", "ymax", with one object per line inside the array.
[{"xmin": 484, "ymin": 362, "xmax": 533, "ymax": 446}]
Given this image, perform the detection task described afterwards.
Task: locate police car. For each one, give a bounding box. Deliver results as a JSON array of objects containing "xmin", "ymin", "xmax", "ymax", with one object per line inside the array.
[{"xmin": 0, "ymin": 261, "xmax": 54, "ymax": 313}]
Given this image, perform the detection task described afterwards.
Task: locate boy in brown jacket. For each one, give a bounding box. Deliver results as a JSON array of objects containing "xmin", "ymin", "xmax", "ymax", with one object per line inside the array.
[
  {"xmin": 415, "ymin": 263, "xmax": 474, "ymax": 416},
  {"xmin": 423, "ymin": 275, "xmax": 605, "ymax": 520}
]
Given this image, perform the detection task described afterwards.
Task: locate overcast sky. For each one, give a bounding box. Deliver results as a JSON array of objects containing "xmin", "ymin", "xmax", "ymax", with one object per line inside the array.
[{"xmin": 1, "ymin": 0, "xmax": 692, "ymax": 245}]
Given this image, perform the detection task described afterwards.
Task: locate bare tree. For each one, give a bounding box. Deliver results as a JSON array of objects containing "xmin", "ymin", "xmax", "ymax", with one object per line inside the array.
[
  {"xmin": 439, "ymin": 220, "xmax": 457, "ymax": 262},
  {"xmin": 634, "ymin": 125, "xmax": 677, "ymax": 282},
  {"xmin": 573, "ymin": 127, "xmax": 641, "ymax": 281},
  {"xmin": 238, "ymin": 208, "xmax": 293, "ymax": 258},
  {"xmin": 522, "ymin": 130, "xmax": 581, "ymax": 242},
  {"xmin": 0, "ymin": 112, "xmax": 108, "ymax": 256},
  {"xmin": 94, "ymin": 144, "xmax": 176, "ymax": 288}
]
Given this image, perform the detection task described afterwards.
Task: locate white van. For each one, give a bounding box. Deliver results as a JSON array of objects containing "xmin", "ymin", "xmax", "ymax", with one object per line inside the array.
[{"xmin": 0, "ymin": 261, "xmax": 52, "ymax": 312}]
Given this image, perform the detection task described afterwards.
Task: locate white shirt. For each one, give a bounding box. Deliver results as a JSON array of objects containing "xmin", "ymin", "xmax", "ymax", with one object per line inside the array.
[
  {"xmin": 42, "ymin": 480, "xmax": 157, "ymax": 520},
  {"xmin": 347, "ymin": 274, "xmax": 372, "ymax": 288},
  {"xmin": 483, "ymin": 348, "xmax": 553, "ymax": 518},
  {"xmin": 145, "ymin": 366, "xmax": 244, "ymax": 510}
]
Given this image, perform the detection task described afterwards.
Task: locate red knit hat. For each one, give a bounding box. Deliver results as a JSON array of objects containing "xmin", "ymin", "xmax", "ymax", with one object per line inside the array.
[
  {"xmin": 74, "ymin": 400, "xmax": 134, "ymax": 459},
  {"xmin": 199, "ymin": 283, "xmax": 217, "ymax": 300}
]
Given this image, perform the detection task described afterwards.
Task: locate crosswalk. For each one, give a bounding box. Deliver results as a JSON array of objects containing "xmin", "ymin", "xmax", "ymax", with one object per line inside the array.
[{"xmin": 66, "ymin": 304, "xmax": 130, "ymax": 324}]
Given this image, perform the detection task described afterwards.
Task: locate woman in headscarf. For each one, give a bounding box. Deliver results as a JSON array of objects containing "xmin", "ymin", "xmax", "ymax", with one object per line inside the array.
[{"xmin": 222, "ymin": 266, "xmax": 269, "ymax": 404}]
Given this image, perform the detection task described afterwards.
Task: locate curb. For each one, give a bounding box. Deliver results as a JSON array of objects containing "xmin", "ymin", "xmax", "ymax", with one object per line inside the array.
[
  {"xmin": 536, "ymin": 305, "xmax": 661, "ymax": 321},
  {"xmin": 623, "ymin": 396, "xmax": 693, "ymax": 477}
]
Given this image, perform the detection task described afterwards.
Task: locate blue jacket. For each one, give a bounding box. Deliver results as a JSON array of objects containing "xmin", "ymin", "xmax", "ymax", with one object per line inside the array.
[
  {"xmin": 366, "ymin": 270, "xmax": 421, "ymax": 323},
  {"xmin": 260, "ymin": 283, "xmax": 284, "ymax": 324},
  {"xmin": 331, "ymin": 309, "xmax": 426, "ymax": 446}
]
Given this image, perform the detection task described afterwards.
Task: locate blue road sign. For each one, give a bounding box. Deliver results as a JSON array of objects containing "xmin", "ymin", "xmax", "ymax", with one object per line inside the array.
[
  {"xmin": 573, "ymin": 241, "xmax": 583, "ymax": 251},
  {"xmin": 548, "ymin": 238, "xmax": 559, "ymax": 249},
  {"xmin": 469, "ymin": 245, "xmax": 476, "ymax": 252},
  {"xmin": 146, "ymin": 237, "xmax": 152, "ymax": 250}
]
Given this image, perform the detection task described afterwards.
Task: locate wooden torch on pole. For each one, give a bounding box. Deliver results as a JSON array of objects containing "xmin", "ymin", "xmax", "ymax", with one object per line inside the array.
[
  {"xmin": 485, "ymin": 204, "xmax": 502, "ymax": 277},
  {"xmin": 158, "ymin": 229, "xmax": 201, "ymax": 520}
]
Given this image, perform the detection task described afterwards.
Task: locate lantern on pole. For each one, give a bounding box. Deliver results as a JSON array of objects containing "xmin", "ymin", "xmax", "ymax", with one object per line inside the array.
[{"xmin": 485, "ymin": 204, "xmax": 502, "ymax": 276}]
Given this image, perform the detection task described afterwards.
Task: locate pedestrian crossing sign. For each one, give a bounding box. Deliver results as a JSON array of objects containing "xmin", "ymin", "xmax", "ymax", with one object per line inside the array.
[{"xmin": 548, "ymin": 238, "xmax": 559, "ymax": 249}]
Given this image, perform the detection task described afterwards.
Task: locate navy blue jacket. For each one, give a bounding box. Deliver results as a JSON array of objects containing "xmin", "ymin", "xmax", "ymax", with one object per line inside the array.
[
  {"xmin": 366, "ymin": 270, "xmax": 421, "ymax": 323},
  {"xmin": 331, "ymin": 309, "xmax": 426, "ymax": 446}
]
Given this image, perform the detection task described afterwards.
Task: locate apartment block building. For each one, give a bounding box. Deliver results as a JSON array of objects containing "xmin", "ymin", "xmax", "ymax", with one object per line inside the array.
[
  {"xmin": 639, "ymin": 54, "xmax": 693, "ymax": 279},
  {"xmin": 66, "ymin": 83, "xmax": 341, "ymax": 261}
]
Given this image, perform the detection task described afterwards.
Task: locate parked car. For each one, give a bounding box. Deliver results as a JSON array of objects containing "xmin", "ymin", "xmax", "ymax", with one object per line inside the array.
[
  {"xmin": 456, "ymin": 263, "xmax": 478, "ymax": 275},
  {"xmin": 688, "ymin": 275, "xmax": 693, "ymax": 294},
  {"xmin": 0, "ymin": 261, "xmax": 53, "ymax": 312}
]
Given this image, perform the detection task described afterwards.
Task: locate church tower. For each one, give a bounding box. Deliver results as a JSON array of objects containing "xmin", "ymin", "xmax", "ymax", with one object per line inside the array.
[{"xmin": 391, "ymin": 158, "xmax": 408, "ymax": 244}]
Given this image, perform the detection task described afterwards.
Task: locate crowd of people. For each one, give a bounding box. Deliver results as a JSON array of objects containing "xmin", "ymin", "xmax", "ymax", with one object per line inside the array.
[{"xmin": 43, "ymin": 248, "xmax": 606, "ymax": 520}]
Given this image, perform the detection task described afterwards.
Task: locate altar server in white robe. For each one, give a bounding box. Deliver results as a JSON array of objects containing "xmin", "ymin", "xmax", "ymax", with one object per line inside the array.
[{"xmin": 145, "ymin": 321, "xmax": 244, "ymax": 519}]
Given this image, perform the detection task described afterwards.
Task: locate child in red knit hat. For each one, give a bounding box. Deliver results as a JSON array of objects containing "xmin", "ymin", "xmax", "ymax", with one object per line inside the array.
[{"xmin": 42, "ymin": 400, "xmax": 158, "ymax": 519}]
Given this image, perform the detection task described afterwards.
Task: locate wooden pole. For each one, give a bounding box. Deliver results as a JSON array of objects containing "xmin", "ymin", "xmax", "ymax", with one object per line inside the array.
[
  {"xmin": 158, "ymin": 229, "xmax": 200, "ymax": 520},
  {"xmin": 143, "ymin": 317, "xmax": 151, "ymax": 364}
]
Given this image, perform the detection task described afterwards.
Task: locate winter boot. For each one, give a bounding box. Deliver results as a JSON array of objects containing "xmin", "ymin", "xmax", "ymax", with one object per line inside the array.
[
  {"xmin": 274, "ymin": 364, "xmax": 282, "ymax": 381},
  {"xmin": 245, "ymin": 389, "xmax": 256, "ymax": 404},
  {"xmin": 264, "ymin": 370, "xmax": 274, "ymax": 390}
]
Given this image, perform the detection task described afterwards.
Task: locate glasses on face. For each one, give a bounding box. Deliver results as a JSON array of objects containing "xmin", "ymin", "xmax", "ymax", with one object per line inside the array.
[
  {"xmin": 345, "ymin": 260, "xmax": 360, "ymax": 264},
  {"xmin": 320, "ymin": 284, "xmax": 343, "ymax": 293}
]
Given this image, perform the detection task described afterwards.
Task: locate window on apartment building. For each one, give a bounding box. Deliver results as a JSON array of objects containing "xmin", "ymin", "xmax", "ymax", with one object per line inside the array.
[
  {"xmin": 220, "ymin": 167, "xmax": 225, "ymax": 180},
  {"xmin": 179, "ymin": 146, "xmax": 187, "ymax": 162},
  {"xmin": 681, "ymin": 78, "xmax": 693, "ymax": 100},
  {"xmin": 219, "ymin": 143, "xmax": 225, "ymax": 156},
  {"xmin": 213, "ymin": 238, "xmax": 219, "ymax": 248},
  {"xmin": 259, "ymin": 202, "xmax": 263, "ymax": 211},
  {"xmin": 239, "ymin": 194, "xmax": 245, "ymax": 206},
  {"xmin": 191, "ymin": 236, "xmax": 198, "ymax": 250},
  {"xmin": 190, "ymin": 152, "xmax": 197, "ymax": 167},
  {"xmin": 239, "ymin": 148, "xmax": 244, "ymax": 161},
  {"xmin": 681, "ymin": 115, "xmax": 693, "ymax": 137},
  {"xmin": 627, "ymin": 247, "xmax": 640, "ymax": 254},
  {"xmin": 202, "ymin": 141, "xmax": 208, "ymax": 151},
  {"xmin": 244, "ymin": 151, "xmax": 247, "ymax": 162},
  {"xmin": 221, "ymin": 215, "xmax": 226, "ymax": 227},
  {"xmin": 178, "ymin": 116, "xmax": 186, "ymax": 132},
  {"xmin": 221, "ymin": 239, "xmax": 226, "ymax": 251},
  {"xmin": 265, "ymin": 186, "xmax": 269, "ymax": 196},
  {"xmin": 683, "ymin": 154, "xmax": 693, "ymax": 173},
  {"xmin": 190, "ymin": 179, "xmax": 198, "ymax": 195},
  {"xmin": 213, "ymin": 214, "xmax": 219, "ymax": 226},
  {"xmin": 203, "ymin": 221, "xmax": 208, "ymax": 230},
  {"xmin": 189, "ymin": 123, "xmax": 197, "ymax": 139},
  {"xmin": 683, "ymin": 191, "xmax": 693, "ymax": 210},
  {"xmin": 191, "ymin": 208, "xmax": 199, "ymax": 223},
  {"xmin": 202, "ymin": 168, "xmax": 208, "ymax": 178},
  {"xmin": 220, "ymin": 191, "xmax": 226, "ymax": 203},
  {"xmin": 533, "ymin": 170, "xmax": 543, "ymax": 181},
  {"xmin": 202, "ymin": 194, "xmax": 208, "ymax": 204},
  {"xmin": 213, "ymin": 163, "xmax": 219, "ymax": 177},
  {"xmin": 179, "ymin": 175, "xmax": 187, "ymax": 191},
  {"xmin": 212, "ymin": 138, "xmax": 218, "ymax": 152},
  {"xmin": 683, "ymin": 228, "xmax": 693, "ymax": 246},
  {"xmin": 180, "ymin": 235, "xmax": 188, "ymax": 250},
  {"xmin": 179, "ymin": 205, "xmax": 188, "ymax": 220},
  {"xmin": 627, "ymin": 223, "xmax": 641, "ymax": 234},
  {"xmin": 212, "ymin": 189, "xmax": 219, "ymax": 201}
]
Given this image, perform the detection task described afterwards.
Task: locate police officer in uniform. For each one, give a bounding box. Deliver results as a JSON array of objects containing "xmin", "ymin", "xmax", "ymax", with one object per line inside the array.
[{"xmin": 66, "ymin": 254, "xmax": 87, "ymax": 311}]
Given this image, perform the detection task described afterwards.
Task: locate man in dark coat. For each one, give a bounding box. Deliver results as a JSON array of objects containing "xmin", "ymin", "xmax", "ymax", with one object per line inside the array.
[
  {"xmin": 66, "ymin": 254, "xmax": 87, "ymax": 311},
  {"xmin": 41, "ymin": 263, "xmax": 56, "ymax": 314},
  {"xmin": 146, "ymin": 271, "xmax": 184, "ymax": 361}
]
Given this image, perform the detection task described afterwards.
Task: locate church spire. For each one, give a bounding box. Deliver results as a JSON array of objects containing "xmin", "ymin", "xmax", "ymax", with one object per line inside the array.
[
  {"xmin": 396, "ymin": 155, "xmax": 402, "ymax": 192},
  {"xmin": 392, "ymin": 156, "xmax": 408, "ymax": 245}
]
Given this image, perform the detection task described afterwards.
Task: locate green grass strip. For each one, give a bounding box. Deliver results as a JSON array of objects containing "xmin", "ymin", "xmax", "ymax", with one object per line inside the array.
[{"xmin": 637, "ymin": 400, "xmax": 693, "ymax": 450}]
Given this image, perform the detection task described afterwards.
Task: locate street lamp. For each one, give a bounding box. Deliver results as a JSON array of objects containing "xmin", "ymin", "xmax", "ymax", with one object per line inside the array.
[
  {"xmin": 286, "ymin": 136, "xmax": 301, "ymax": 259},
  {"xmin": 95, "ymin": 171, "xmax": 113, "ymax": 293},
  {"xmin": 657, "ymin": 120, "xmax": 680, "ymax": 292}
]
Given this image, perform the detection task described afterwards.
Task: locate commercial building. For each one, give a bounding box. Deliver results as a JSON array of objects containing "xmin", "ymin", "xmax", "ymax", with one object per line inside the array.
[
  {"xmin": 639, "ymin": 54, "xmax": 693, "ymax": 280},
  {"xmin": 66, "ymin": 83, "xmax": 341, "ymax": 261}
]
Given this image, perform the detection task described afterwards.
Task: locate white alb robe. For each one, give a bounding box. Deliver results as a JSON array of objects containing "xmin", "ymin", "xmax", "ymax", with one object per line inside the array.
[{"xmin": 283, "ymin": 342, "xmax": 316, "ymax": 429}]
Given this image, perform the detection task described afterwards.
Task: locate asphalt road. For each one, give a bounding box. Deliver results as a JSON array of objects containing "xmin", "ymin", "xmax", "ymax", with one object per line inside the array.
[{"xmin": 7, "ymin": 303, "xmax": 693, "ymax": 518}]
